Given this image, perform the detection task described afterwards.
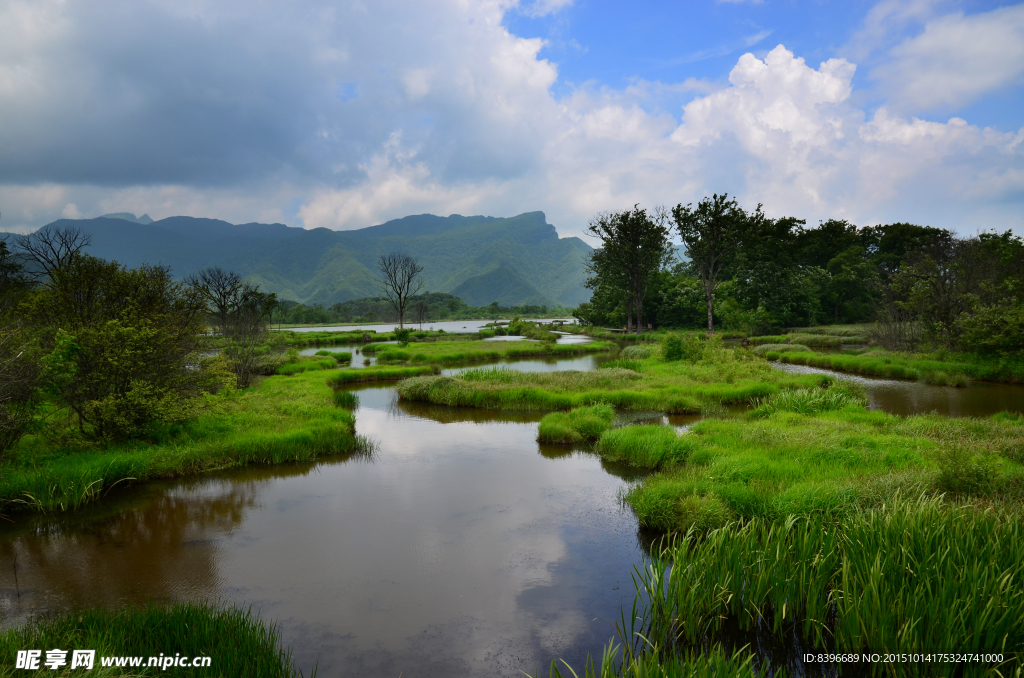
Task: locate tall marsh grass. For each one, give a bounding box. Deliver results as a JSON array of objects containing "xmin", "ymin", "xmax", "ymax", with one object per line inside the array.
[
  {"xmin": 598, "ymin": 425, "xmax": 696, "ymax": 469},
  {"xmin": 0, "ymin": 601, "xmax": 309, "ymax": 677},
  {"xmin": 636, "ymin": 499, "xmax": 1024, "ymax": 675}
]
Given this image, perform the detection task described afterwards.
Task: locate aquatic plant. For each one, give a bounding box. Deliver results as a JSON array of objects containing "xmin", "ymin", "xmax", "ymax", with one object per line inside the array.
[
  {"xmin": 537, "ymin": 404, "xmax": 614, "ymax": 444},
  {"xmin": 598, "ymin": 425, "xmax": 695, "ymax": 469},
  {"xmin": 328, "ymin": 365, "xmax": 440, "ymax": 384}
]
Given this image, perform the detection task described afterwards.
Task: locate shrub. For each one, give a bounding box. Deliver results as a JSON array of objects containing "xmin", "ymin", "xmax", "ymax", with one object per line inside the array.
[
  {"xmin": 663, "ymin": 335, "xmax": 683, "ymax": 361},
  {"xmin": 393, "ymin": 328, "xmax": 411, "ymax": 346}
]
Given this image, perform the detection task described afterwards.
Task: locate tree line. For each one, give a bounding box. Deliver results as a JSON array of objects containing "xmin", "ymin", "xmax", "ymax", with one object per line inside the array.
[
  {"xmin": 0, "ymin": 226, "xmax": 277, "ymax": 457},
  {"xmin": 576, "ymin": 194, "xmax": 1024, "ymax": 356}
]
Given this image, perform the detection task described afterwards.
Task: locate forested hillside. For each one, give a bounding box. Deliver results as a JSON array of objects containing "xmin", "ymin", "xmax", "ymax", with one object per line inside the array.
[{"xmin": 19, "ymin": 212, "xmax": 592, "ymax": 308}]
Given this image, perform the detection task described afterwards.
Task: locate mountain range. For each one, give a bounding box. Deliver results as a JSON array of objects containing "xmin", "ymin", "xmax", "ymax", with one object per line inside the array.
[{"xmin": 17, "ymin": 212, "xmax": 593, "ymax": 307}]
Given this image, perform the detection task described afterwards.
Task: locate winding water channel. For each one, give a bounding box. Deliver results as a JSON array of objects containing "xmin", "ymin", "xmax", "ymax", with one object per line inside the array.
[{"xmin": 2, "ymin": 348, "xmax": 1023, "ymax": 676}]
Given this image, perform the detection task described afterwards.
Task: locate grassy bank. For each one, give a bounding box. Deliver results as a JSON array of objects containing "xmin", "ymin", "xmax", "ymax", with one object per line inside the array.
[
  {"xmin": 767, "ymin": 349, "xmax": 1024, "ymax": 385},
  {"xmin": 328, "ymin": 364, "xmax": 441, "ymax": 384},
  {"xmin": 621, "ymin": 392, "xmax": 1024, "ymax": 532},
  {"xmin": 628, "ymin": 499, "xmax": 1023, "ymax": 677},
  {"xmin": 0, "ymin": 370, "xmax": 366, "ymax": 514},
  {"xmin": 363, "ymin": 338, "xmax": 614, "ymax": 364},
  {"xmin": 0, "ymin": 601, "xmax": 307, "ymax": 677},
  {"xmin": 397, "ymin": 345, "xmax": 828, "ymax": 414}
]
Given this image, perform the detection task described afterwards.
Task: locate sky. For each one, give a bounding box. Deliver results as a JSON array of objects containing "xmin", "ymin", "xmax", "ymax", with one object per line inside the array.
[{"xmin": 0, "ymin": 0, "xmax": 1022, "ymax": 239}]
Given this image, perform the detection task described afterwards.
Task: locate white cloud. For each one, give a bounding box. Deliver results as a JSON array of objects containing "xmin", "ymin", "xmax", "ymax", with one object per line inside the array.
[
  {"xmin": 872, "ymin": 4, "xmax": 1024, "ymax": 111},
  {"xmin": 0, "ymin": 0, "xmax": 1021, "ymax": 240}
]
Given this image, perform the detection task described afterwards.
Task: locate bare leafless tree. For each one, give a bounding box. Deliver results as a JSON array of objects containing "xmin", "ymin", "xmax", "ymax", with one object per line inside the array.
[
  {"xmin": 414, "ymin": 299, "xmax": 428, "ymax": 330},
  {"xmin": 187, "ymin": 267, "xmax": 278, "ymax": 387},
  {"xmin": 376, "ymin": 253, "xmax": 424, "ymax": 329},
  {"xmin": 15, "ymin": 225, "xmax": 92, "ymax": 280}
]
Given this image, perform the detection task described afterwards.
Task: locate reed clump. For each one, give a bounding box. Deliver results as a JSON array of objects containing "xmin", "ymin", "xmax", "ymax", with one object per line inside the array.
[
  {"xmin": 0, "ymin": 601, "xmax": 309, "ymax": 677},
  {"xmin": 635, "ymin": 499, "xmax": 1024, "ymax": 676},
  {"xmin": 598, "ymin": 425, "xmax": 696, "ymax": 469},
  {"xmin": 537, "ymin": 404, "xmax": 614, "ymax": 444}
]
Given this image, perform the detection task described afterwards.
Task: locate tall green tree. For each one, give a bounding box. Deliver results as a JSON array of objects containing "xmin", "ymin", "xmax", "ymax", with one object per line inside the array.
[
  {"xmin": 672, "ymin": 194, "xmax": 763, "ymax": 333},
  {"xmin": 29, "ymin": 254, "xmax": 212, "ymax": 439},
  {"xmin": 585, "ymin": 206, "xmax": 672, "ymax": 334}
]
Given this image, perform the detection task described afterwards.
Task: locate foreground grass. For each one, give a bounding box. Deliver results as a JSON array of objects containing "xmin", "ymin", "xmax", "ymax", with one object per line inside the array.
[
  {"xmin": 631, "ymin": 499, "xmax": 1023, "ymax": 677},
  {"xmin": 0, "ymin": 602, "xmax": 306, "ymax": 677},
  {"xmin": 623, "ymin": 392, "xmax": 1024, "ymax": 532},
  {"xmin": 0, "ymin": 370, "xmax": 366, "ymax": 514},
  {"xmin": 363, "ymin": 338, "xmax": 614, "ymax": 364},
  {"xmin": 768, "ymin": 349, "xmax": 1024, "ymax": 385},
  {"xmin": 397, "ymin": 347, "xmax": 827, "ymax": 414}
]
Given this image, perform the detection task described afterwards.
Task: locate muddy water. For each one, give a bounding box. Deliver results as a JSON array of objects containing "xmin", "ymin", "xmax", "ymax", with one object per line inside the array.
[
  {"xmin": 772, "ymin": 362, "xmax": 1024, "ymax": 417},
  {"xmin": 0, "ymin": 368, "xmax": 645, "ymax": 677}
]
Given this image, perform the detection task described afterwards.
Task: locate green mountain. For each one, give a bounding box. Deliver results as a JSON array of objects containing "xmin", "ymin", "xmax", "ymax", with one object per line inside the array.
[{"xmin": 22, "ymin": 212, "xmax": 592, "ymax": 307}]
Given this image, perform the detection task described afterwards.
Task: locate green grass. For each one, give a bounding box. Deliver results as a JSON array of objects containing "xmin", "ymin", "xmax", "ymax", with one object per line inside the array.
[
  {"xmin": 327, "ymin": 364, "xmax": 441, "ymax": 385},
  {"xmin": 624, "ymin": 398, "xmax": 1024, "ymax": 532},
  {"xmin": 0, "ymin": 370, "xmax": 366, "ymax": 514},
  {"xmin": 634, "ymin": 499, "xmax": 1024, "ymax": 676},
  {"xmin": 534, "ymin": 644, "xmax": 763, "ymax": 678},
  {"xmin": 315, "ymin": 350, "xmax": 352, "ymax": 363},
  {"xmin": 750, "ymin": 343, "xmax": 810, "ymax": 355},
  {"xmin": 361, "ymin": 338, "xmax": 613, "ymax": 364},
  {"xmin": 0, "ymin": 601, "xmax": 307, "ymax": 677},
  {"xmin": 537, "ymin": 404, "xmax": 614, "ymax": 444},
  {"xmin": 275, "ymin": 356, "xmax": 338, "ymax": 375},
  {"xmin": 767, "ymin": 349, "xmax": 1024, "ymax": 385},
  {"xmin": 397, "ymin": 348, "xmax": 829, "ymax": 414},
  {"xmin": 598, "ymin": 425, "xmax": 696, "ymax": 469}
]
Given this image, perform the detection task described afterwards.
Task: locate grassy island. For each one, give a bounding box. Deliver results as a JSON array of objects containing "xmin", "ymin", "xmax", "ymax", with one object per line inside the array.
[
  {"xmin": 364, "ymin": 338, "xmax": 614, "ymax": 364},
  {"xmin": 396, "ymin": 338, "xmax": 827, "ymax": 413}
]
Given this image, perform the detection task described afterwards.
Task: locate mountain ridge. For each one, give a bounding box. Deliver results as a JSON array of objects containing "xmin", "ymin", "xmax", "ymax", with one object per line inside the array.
[{"xmin": 12, "ymin": 212, "xmax": 592, "ymax": 307}]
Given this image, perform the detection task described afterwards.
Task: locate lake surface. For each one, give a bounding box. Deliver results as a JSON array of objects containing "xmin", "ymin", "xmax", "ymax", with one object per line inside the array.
[
  {"xmin": 280, "ymin": 319, "xmax": 577, "ymax": 334},
  {"xmin": 4, "ymin": 350, "xmax": 1023, "ymax": 677}
]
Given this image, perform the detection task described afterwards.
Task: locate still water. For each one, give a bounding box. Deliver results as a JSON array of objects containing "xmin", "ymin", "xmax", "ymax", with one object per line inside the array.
[
  {"xmin": 0, "ymin": 371, "xmax": 645, "ymax": 677},
  {"xmin": 281, "ymin": 319, "xmax": 576, "ymax": 334}
]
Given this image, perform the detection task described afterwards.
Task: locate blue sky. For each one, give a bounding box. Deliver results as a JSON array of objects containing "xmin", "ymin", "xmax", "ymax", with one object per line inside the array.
[{"xmin": 0, "ymin": 0, "xmax": 1022, "ymax": 238}]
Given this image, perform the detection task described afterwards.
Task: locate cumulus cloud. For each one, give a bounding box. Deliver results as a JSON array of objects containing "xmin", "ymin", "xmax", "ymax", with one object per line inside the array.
[
  {"xmin": 872, "ymin": 4, "xmax": 1024, "ymax": 111},
  {"xmin": 0, "ymin": 0, "xmax": 1021, "ymax": 237}
]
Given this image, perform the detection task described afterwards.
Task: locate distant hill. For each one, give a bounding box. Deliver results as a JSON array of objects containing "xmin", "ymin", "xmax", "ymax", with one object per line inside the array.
[{"xmin": 16, "ymin": 212, "xmax": 593, "ymax": 307}]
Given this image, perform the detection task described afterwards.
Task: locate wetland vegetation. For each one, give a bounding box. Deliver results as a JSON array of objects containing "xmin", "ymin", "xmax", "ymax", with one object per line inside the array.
[{"xmin": 3, "ymin": 198, "xmax": 1024, "ymax": 676}]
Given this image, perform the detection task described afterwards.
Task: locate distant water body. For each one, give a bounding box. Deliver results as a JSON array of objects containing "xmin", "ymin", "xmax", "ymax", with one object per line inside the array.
[{"xmin": 278, "ymin": 319, "xmax": 576, "ymax": 333}]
